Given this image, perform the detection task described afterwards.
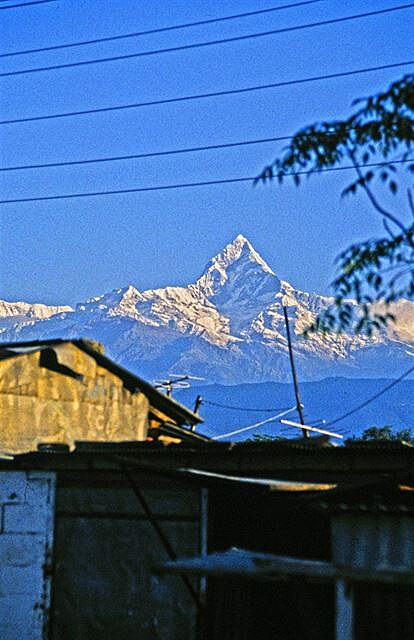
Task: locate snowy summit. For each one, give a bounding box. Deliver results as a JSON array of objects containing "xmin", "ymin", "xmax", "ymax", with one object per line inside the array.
[{"xmin": 1, "ymin": 235, "xmax": 413, "ymax": 383}]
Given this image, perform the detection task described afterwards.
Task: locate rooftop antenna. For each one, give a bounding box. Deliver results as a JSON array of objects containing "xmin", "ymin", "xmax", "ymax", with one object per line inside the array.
[
  {"xmin": 283, "ymin": 305, "xmax": 309, "ymax": 438},
  {"xmin": 280, "ymin": 419, "xmax": 343, "ymax": 440},
  {"xmin": 154, "ymin": 373, "xmax": 204, "ymax": 398}
]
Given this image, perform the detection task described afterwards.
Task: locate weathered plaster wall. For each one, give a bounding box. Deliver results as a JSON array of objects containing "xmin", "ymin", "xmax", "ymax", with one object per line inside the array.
[
  {"xmin": 0, "ymin": 344, "xmax": 149, "ymax": 453},
  {"xmin": 51, "ymin": 474, "xmax": 200, "ymax": 640},
  {"xmin": 0, "ymin": 471, "xmax": 56, "ymax": 640}
]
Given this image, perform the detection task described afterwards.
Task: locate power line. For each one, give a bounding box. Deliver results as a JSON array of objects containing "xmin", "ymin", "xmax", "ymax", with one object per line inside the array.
[
  {"xmin": 202, "ymin": 399, "xmax": 292, "ymax": 413},
  {"xmin": 0, "ymin": 135, "xmax": 297, "ymax": 171},
  {"xmin": 212, "ymin": 406, "xmax": 297, "ymax": 440},
  {"xmin": 0, "ymin": 126, "xmax": 408, "ymax": 174},
  {"xmin": 2, "ymin": 4, "xmax": 413, "ymax": 78},
  {"xmin": 324, "ymin": 363, "xmax": 414, "ymax": 428},
  {"xmin": 0, "ymin": 0, "xmax": 56, "ymax": 9},
  {"xmin": 0, "ymin": 1, "xmax": 324, "ymax": 58},
  {"xmin": 2, "ymin": 60, "xmax": 413, "ymax": 126},
  {"xmin": 1, "ymin": 158, "xmax": 411, "ymax": 204}
]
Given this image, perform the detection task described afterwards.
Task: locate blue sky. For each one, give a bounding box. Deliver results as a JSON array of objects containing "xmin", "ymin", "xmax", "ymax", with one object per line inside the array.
[{"xmin": 1, "ymin": 0, "xmax": 413, "ymax": 305}]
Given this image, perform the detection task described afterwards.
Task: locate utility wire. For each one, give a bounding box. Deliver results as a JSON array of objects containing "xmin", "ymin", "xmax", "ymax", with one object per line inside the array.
[
  {"xmin": 202, "ymin": 399, "xmax": 292, "ymax": 413},
  {"xmin": 1, "ymin": 159, "xmax": 411, "ymax": 205},
  {"xmin": 2, "ymin": 4, "xmax": 413, "ymax": 78},
  {"xmin": 1, "ymin": 133, "xmax": 349, "ymax": 172},
  {"xmin": 2, "ymin": 60, "xmax": 412, "ymax": 126},
  {"xmin": 324, "ymin": 363, "xmax": 414, "ymax": 428},
  {"xmin": 0, "ymin": 0, "xmax": 56, "ymax": 9},
  {"xmin": 0, "ymin": 135, "xmax": 297, "ymax": 171},
  {"xmin": 0, "ymin": 127, "xmax": 408, "ymax": 174},
  {"xmin": 212, "ymin": 406, "xmax": 297, "ymax": 440},
  {"xmin": 0, "ymin": 0, "xmax": 324, "ymax": 58}
]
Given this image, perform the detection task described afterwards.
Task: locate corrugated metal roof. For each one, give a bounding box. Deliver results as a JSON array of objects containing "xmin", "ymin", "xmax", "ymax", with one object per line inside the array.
[{"xmin": 157, "ymin": 547, "xmax": 414, "ymax": 584}]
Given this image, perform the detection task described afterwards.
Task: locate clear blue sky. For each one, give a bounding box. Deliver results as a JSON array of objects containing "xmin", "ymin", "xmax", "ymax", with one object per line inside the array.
[{"xmin": 1, "ymin": 0, "xmax": 413, "ymax": 305}]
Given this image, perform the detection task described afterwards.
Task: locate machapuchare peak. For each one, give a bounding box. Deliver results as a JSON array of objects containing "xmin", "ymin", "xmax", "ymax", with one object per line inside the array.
[
  {"xmin": 1, "ymin": 234, "xmax": 413, "ymax": 384},
  {"xmin": 213, "ymin": 234, "xmax": 275, "ymax": 275}
]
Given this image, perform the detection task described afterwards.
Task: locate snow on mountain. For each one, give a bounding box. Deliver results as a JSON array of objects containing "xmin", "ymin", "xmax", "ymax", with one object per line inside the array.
[
  {"xmin": 1, "ymin": 235, "xmax": 413, "ymax": 383},
  {"xmin": 0, "ymin": 300, "xmax": 73, "ymax": 337},
  {"xmin": 0, "ymin": 299, "xmax": 72, "ymax": 319},
  {"xmin": 194, "ymin": 234, "xmax": 281, "ymax": 333}
]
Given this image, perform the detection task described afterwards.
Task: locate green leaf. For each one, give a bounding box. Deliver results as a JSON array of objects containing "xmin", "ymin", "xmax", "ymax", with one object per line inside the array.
[{"xmin": 389, "ymin": 180, "xmax": 398, "ymax": 194}]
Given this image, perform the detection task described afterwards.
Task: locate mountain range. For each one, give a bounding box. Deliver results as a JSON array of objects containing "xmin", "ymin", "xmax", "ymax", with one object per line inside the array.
[{"xmin": 1, "ymin": 234, "xmax": 414, "ymax": 384}]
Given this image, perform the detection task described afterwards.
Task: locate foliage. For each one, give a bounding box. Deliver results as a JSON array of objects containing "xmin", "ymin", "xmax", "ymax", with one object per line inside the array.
[
  {"xmin": 247, "ymin": 434, "xmax": 281, "ymax": 442},
  {"xmin": 256, "ymin": 74, "xmax": 414, "ymax": 335},
  {"xmin": 361, "ymin": 425, "xmax": 414, "ymax": 444}
]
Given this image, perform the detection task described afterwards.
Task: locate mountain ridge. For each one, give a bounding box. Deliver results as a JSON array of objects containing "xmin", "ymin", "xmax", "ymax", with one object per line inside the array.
[{"xmin": 1, "ymin": 235, "xmax": 413, "ymax": 383}]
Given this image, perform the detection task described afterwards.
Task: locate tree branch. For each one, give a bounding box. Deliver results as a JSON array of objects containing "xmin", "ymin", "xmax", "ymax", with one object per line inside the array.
[
  {"xmin": 347, "ymin": 148, "xmax": 409, "ymax": 236},
  {"xmin": 383, "ymin": 217, "xmax": 397, "ymax": 239},
  {"xmin": 408, "ymin": 188, "xmax": 414, "ymax": 219}
]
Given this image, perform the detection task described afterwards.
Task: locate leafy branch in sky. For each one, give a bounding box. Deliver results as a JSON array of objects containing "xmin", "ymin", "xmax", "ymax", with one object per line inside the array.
[{"xmin": 256, "ymin": 74, "xmax": 414, "ymax": 335}]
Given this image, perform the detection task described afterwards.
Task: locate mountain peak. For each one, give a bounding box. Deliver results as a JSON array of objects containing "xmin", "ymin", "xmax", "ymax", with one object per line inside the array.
[
  {"xmin": 233, "ymin": 233, "xmax": 249, "ymax": 244},
  {"xmin": 206, "ymin": 234, "xmax": 275, "ymax": 277},
  {"xmin": 194, "ymin": 236, "xmax": 280, "ymax": 331},
  {"xmin": 76, "ymin": 285, "xmax": 143, "ymax": 315}
]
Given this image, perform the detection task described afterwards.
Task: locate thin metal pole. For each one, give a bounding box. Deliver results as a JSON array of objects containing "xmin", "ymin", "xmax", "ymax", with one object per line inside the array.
[
  {"xmin": 192, "ymin": 395, "xmax": 203, "ymax": 431},
  {"xmin": 283, "ymin": 305, "xmax": 309, "ymax": 438},
  {"xmin": 121, "ymin": 464, "xmax": 202, "ymax": 611}
]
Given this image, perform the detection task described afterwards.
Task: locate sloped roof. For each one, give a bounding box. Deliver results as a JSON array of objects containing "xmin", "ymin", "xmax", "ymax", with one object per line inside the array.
[{"xmin": 0, "ymin": 338, "xmax": 202, "ymax": 427}]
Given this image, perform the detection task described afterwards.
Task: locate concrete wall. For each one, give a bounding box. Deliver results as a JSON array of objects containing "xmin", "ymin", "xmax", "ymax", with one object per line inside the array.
[{"xmin": 0, "ymin": 471, "xmax": 56, "ymax": 640}]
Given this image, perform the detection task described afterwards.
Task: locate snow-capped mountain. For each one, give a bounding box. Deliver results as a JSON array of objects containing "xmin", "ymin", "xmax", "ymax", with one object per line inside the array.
[{"xmin": 1, "ymin": 234, "xmax": 413, "ymax": 383}]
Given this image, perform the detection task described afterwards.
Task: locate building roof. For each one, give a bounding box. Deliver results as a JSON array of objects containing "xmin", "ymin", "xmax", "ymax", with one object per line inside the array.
[
  {"xmin": 0, "ymin": 338, "xmax": 202, "ymax": 428},
  {"xmin": 157, "ymin": 547, "xmax": 414, "ymax": 584}
]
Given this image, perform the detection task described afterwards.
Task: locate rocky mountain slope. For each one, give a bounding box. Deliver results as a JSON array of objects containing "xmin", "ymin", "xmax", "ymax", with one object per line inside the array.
[{"xmin": 1, "ymin": 234, "xmax": 413, "ymax": 383}]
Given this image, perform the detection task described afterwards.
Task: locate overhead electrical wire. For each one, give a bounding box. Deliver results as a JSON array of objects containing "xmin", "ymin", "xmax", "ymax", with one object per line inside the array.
[
  {"xmin": 0, "ymin": 126, "xmax": 385, "ymax": 172},
  {"xmin": 324, "ymin": 363, "xmax": 414, "ymax": 428},
  {"xmin": 0, "ymin": 134, "xmax": 313, "ymax": 172},
  {"xmin": 212, "ymin": 406, "xmax": 297, "ymax": 440},
  {"xmin": 2, "ymin": 4, "xmax": 413, "ymax": 78},
  {"xmin": 1, "ymin": 158, "xmax": 412, "ymax": 205},
  {"xmin": 0, "ymin": 0, "xmax": 56, "ymax": 10},
  {"xmin": 202, "ymin": 399, "xmax": 292, "ymax": 413},
  {"xmin": 0, "ymin": 0, "xmax": 325, "ymax": 58},
  {"xmin": 2, "ymin": 60, "xmax": 413, "ymax": 126}
]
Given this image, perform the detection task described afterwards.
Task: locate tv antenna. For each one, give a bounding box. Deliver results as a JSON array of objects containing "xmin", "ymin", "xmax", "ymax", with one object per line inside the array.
[
  {"xmin": 154, "ymin": 373, "xmax": 205, "ymax": 398},
  {"xmin": 280, "ymin": 419, "xmax": 343, "ymax": 440}
]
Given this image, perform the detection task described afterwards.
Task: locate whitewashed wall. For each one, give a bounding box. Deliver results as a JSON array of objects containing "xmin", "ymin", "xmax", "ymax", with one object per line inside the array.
[{"xmin": 0, "ymin": 471, "xmax": 56, "ymax": 640}]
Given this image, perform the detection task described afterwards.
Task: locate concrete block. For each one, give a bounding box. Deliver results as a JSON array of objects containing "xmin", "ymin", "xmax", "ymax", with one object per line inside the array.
[
  {"xmin": 0, "ymin": 472, "xmax": 53, "ymax": 506},
  {"xmin": 0, "ymin": 564, "xmax": 43, "ymax": 596},
  {"xmin": 23, "ymin": 478, "xmax": 53, "ymax": 506},
  {"xmin": 0, "ymin": 623, "xmax": 38, "ymax": 640},
  {"xmin": 3, "ymin": 504, "xmax": 48, "ymax": 534},
  {"xmin": 0, "ymin": 472, "xmax": 31, "ymax": 504},
  {"xmin": 0, "ymin": 534, "xmax": 44, "ymax": 567},
  {"xmin": 0, "ymin": 595, "xmax": 40, "ymax": 638}
]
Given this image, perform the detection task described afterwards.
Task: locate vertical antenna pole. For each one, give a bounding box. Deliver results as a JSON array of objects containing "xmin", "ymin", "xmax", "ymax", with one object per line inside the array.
[
  {"xmin": 283, "ymin": 305, "xmax": 308, "ymax": 438},
  {"xmin": 192, "ymin": 395, "xmax": 203, "ymax": 431}
]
